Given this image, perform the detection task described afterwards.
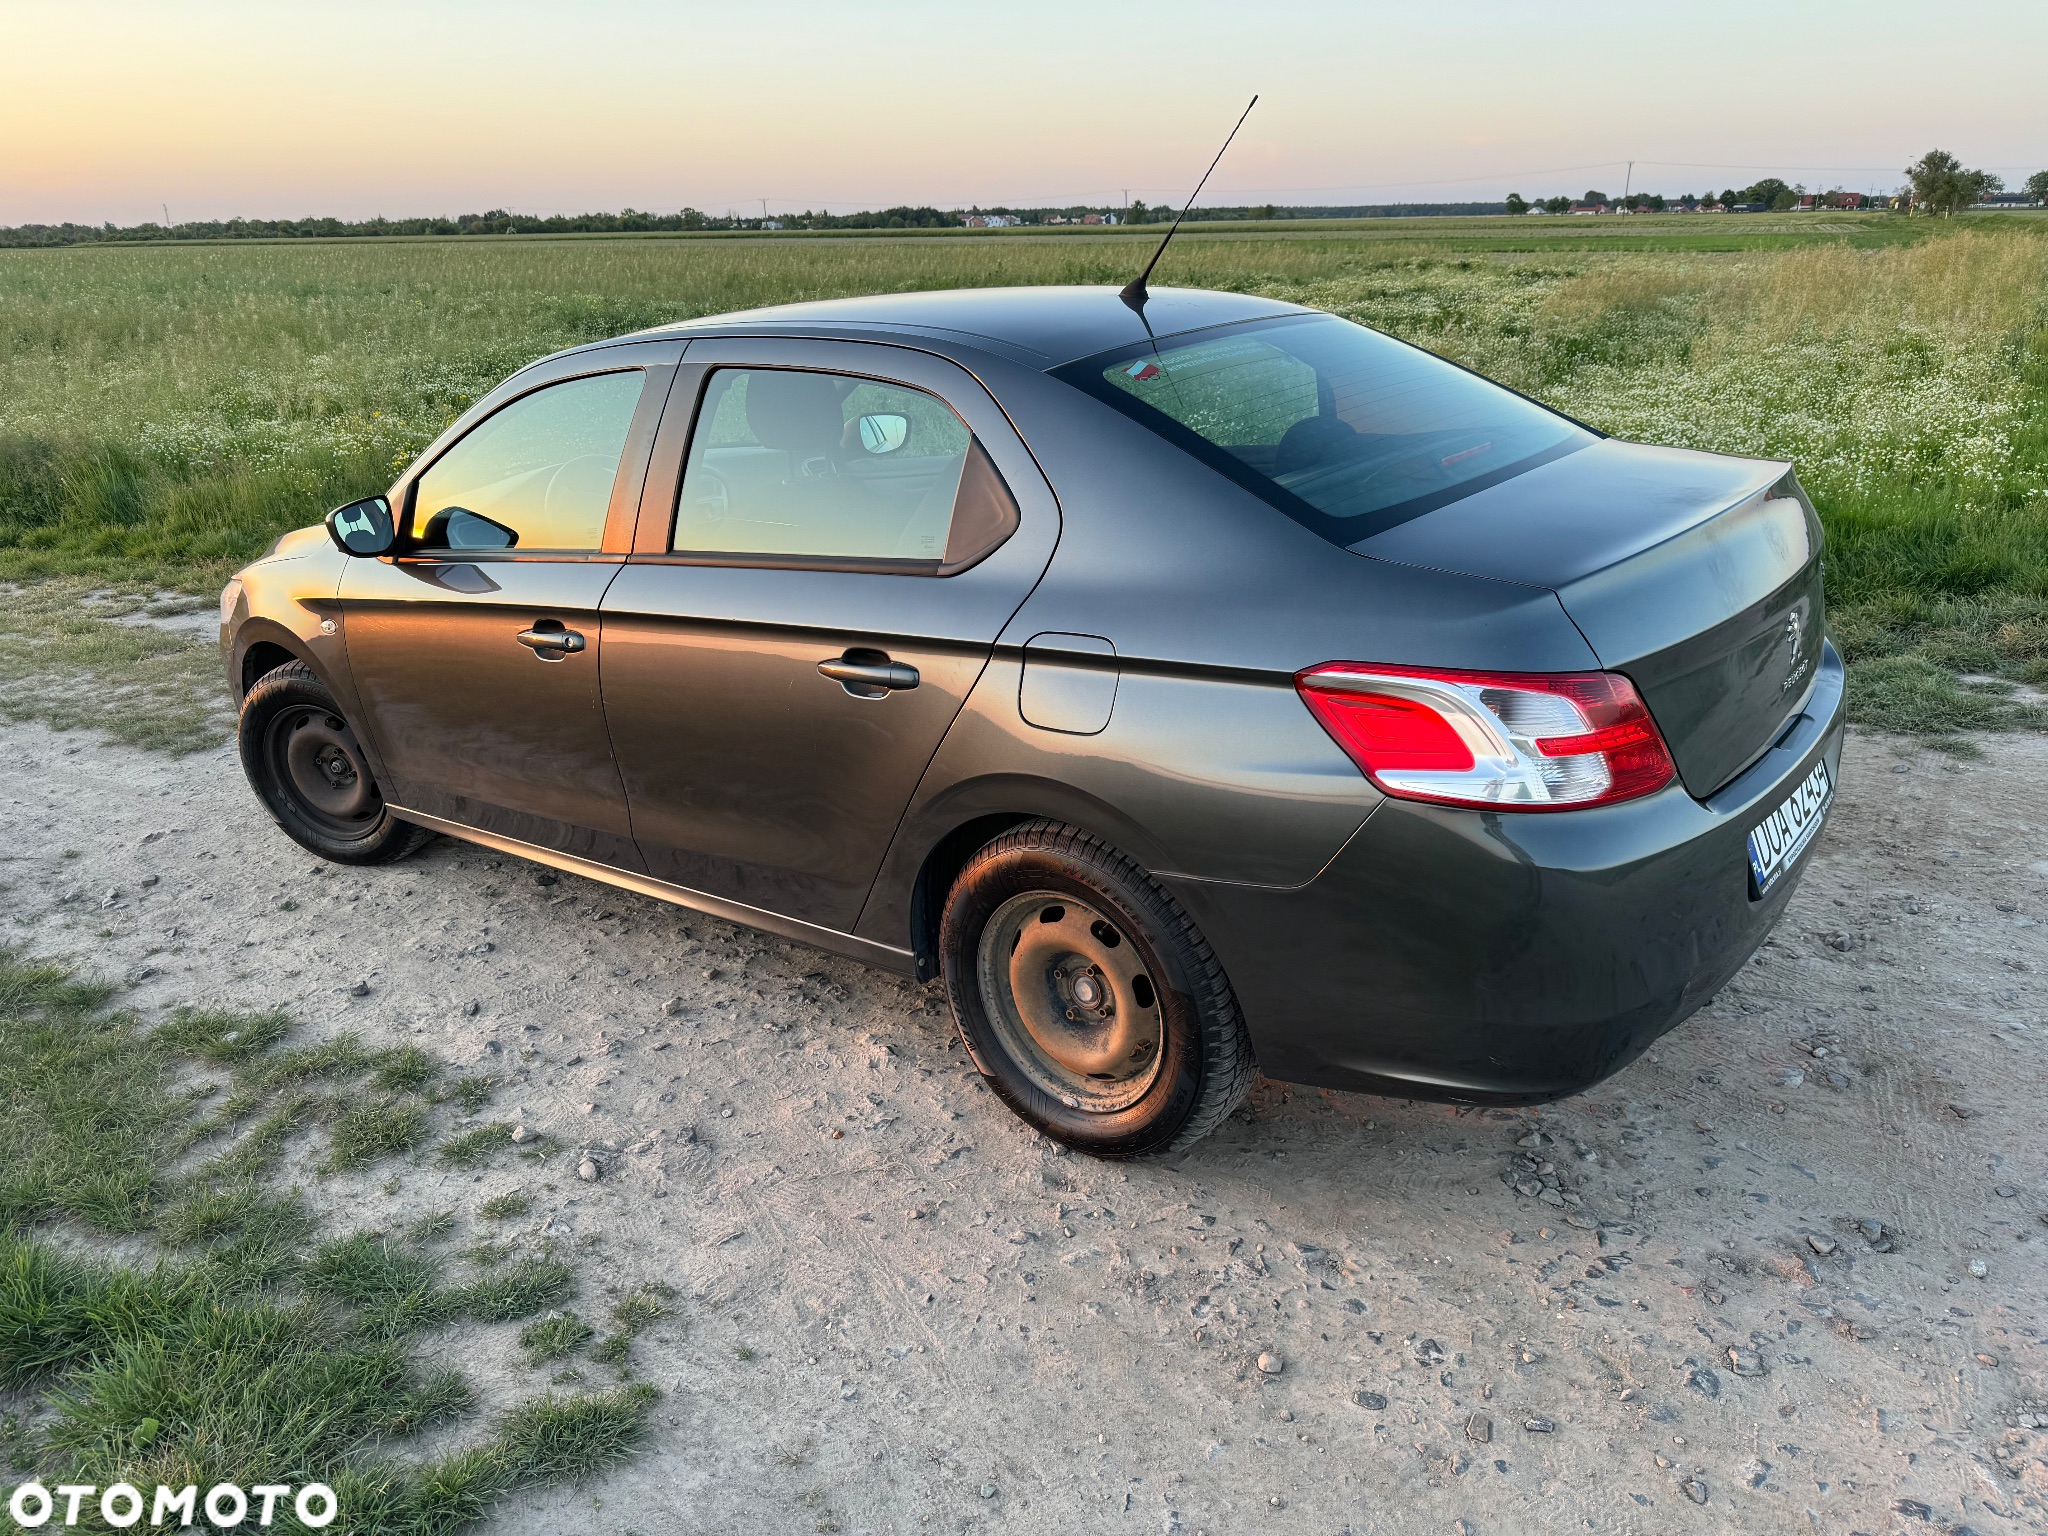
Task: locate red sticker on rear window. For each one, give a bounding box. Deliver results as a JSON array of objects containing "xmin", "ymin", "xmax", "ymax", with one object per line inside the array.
[{"xmin": 1123, "ymin": 360, "xmax": 1163, "ymax": 383}]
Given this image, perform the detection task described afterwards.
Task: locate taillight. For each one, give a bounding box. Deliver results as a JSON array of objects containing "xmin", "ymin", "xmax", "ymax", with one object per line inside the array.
[{"xmin": 1295, "ymin": 663, "xmax": 1676, "ymax": 811}]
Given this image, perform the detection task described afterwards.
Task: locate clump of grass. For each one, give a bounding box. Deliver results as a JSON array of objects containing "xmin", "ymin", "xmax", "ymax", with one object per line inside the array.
[
  {"xmin": 243, "ymin": 1032, "xmax": 382, "ymax": 1092},
  {"xmin": 374, "ymin": 1045, "xmax": 438, "ymax": 1094},
  {"xmin": 611, "ymin": 1282, "xmax": 675, "ymax": 1336},
  {"xmin": 480, "ymin": 1191, "xmax": 531, "ymax": 1221},
  {"xmin": 305, "ymin": 1230, "xmax": 441, "ymax": 1308},
  {"xmin": 407, "ymin": 1208, "xmax": 459, "ymax": 1243},
  {"xmin": 196, "ymin": 1090, "xmax": 315, "ymax": 1181},
  {"xmin": 487, "ymin": 1382, "xmax": 658, "ymax": 1479},
  {"xmin": 447, "ymin": 1076, "xmax": 497, "ymax": 1114},
  {"xmin": 156, "ymin": 1006, "xmax": 290, "ymax": 1064},
  {"xmin": 440, "ymin": 1121, "xmax": 515, "ymax": 1168},
  {"xmin": 171, "ymin": 1029, "xmax": 443, "ymax": 1179},
  {"xmin": 303, "ymin": 1236, "xmax": 572, "ymax": 1335},
  {"xmin": 593, "ymin": 1281, "xmax": 677, "ymax": 1370},
  {"xmin": 519, "ymin": 1311, "xmax": 594, "ymax": 1365},
  {"xmin": 1831, "ymin": 590, "xmax": 2048, "ymax": 742},
  {"xmin": 0, "ymin": 950, "xmax": 656, "ymax": 1529},
  {"xmin": 158, "ymin": 1185, "xmax": 314, "ymax": 1285},
  {"xmin": 324, "ymin": 1099, "xmax": 430, "ymax": 1172},
  {"xmin": 454, "ymin": 1257, "xmax": 575, "ymax": 1323}
]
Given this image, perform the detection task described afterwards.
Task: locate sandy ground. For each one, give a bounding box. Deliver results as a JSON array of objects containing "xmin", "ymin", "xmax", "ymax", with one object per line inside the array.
[{"xmin": 3, "ymin": 719, "xmax": 2045, "ymax": 1536}]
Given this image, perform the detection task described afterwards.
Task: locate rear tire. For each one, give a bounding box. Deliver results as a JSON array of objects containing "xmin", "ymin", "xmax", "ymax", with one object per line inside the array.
[
  {"xmin": 940, "ymin": 821, "xmax": 1254, "ymax": 1157},
  {"xmin": 238, "ymin": 660, "xmax": 433, "ymax": 865}
]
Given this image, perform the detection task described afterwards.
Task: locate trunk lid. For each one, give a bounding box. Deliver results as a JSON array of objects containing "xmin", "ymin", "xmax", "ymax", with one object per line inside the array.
[{"xmin": 1351, "ymin": 439, "xmax": 1825, "ymax": 798}]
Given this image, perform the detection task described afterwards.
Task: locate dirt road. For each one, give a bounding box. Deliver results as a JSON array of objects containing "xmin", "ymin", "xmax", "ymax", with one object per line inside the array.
[{"xmin": 4, "ymin": 720, "xmax": 2044, "ymax": 1535}]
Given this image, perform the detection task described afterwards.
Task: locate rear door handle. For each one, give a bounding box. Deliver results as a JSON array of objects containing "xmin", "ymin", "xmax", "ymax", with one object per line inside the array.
[
  {"xmin": 819, "ymin": 653, "xmax": 919, "ymax": 697},
  {"xmin": 517, "ymin": 623, "xmax": 586, "ymax": 656}
]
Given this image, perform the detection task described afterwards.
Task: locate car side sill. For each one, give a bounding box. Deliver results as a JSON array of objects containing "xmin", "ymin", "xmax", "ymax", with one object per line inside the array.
[{"xmin": 388, "ymin": 807, "xmax": 920, "ymax": 976}]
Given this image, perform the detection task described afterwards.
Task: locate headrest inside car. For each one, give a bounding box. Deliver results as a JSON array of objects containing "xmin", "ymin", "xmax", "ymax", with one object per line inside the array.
[{"xmin": 744, "ymin": 371, "xmax": 846, "ymax": 454}]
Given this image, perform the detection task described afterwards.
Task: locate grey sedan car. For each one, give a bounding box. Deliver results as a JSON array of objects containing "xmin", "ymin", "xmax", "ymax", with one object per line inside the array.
[{"xmin": 221, "ymin": 285, "xmax": 1842, "ymax": 1156}]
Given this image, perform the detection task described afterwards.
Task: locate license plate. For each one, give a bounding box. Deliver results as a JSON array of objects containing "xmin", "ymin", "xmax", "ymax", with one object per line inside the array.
[{"xmin": 1746, "ymin": 759, "xmax": 1832, "ymax": 896}]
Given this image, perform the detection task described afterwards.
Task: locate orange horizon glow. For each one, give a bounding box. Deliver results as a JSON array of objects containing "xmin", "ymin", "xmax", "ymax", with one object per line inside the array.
[{"xmin": 2, "ymin": 0, "xmax": 2043, "ymax": 226}]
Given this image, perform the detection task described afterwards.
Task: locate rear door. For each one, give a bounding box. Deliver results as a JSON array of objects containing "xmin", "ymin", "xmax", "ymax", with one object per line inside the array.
[
  {"xmin": 338, "ymin": 343, "xmax": 675, "ymax": 865},
  {"xmin": 600, "ymin": 337, "xmax": 1059, "ymax": 929}
]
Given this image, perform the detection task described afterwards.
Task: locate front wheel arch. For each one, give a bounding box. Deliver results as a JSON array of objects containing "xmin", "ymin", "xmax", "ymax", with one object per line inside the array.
[
  {"xmin": 240, "ymin": 638, "xmax": 299, "ymax": 698},
  {"xmin": 237, "ymin": 660, "xmax": 432, "ymax": 866}
]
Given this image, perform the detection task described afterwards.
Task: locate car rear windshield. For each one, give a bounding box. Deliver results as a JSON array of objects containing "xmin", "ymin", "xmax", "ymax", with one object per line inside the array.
[{"xmin": 1055, "ymin": 313, "xmax": 1591, "ymax": 544}]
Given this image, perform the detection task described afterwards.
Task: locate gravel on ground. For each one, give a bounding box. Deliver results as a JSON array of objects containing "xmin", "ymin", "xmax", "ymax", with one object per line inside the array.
[{"xmin": 3, "ymin": 722, "xmax": 2044, "ymax": 1534}]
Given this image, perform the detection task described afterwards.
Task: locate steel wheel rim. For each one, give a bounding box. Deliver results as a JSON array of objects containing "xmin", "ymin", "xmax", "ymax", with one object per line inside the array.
[
  {"xmin": 266, "ymin": 706, "xmax": 381, "ymax": 837},
  {"xmin": 976, "ymin": 891, "xmax": 1164, "ymax": 1113}
]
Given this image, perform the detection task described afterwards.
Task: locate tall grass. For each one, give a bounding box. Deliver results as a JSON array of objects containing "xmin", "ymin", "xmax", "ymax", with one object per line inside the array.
[
  {"xmin": 2, "ymin": 219, "xmax": 2046, "ymax": 734},
  {"xmin": 0, "ymin": 234, "xmax": 1354, "ymax": 580}
]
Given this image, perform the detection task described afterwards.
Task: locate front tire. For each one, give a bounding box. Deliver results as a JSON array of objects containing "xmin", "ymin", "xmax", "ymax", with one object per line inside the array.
[
  {"xmin": 238, "ymin": 660, "xmax": 432, "ymax": 865},
  {"xmin": 940, "ymin": 821, "xmax": 1254, "ymax": 1157}
]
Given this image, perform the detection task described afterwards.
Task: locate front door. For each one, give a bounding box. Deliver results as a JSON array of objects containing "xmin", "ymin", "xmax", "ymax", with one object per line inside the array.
[
  {"xmin": 341, "ymin": 360, "xmax": 666, "ymax": 865},
  {"xmin": 600, "ymin": 339, "xmax": 1059, "ymax": 930}
]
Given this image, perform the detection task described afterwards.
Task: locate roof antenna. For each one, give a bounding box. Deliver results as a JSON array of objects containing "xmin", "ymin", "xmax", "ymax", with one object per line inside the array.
[{"xmin": 1121, "ymin": 94, "xmax": 1258, "ymax": 313}]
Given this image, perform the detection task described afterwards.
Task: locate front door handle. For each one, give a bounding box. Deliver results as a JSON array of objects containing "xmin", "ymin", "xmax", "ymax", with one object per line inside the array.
[
  {"xmin": 819, "ymin": 652, "xmax": 919, "ymax": 698},
  {"xmin": 517, "ymin": 623, "xmax": 586, "ymax": 657}
]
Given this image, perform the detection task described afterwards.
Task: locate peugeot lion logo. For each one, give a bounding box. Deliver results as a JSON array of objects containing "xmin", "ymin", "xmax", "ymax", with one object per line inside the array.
[{"xmin": 1781, "ymin": 607, "xmax": 1810, "ymax": 692}]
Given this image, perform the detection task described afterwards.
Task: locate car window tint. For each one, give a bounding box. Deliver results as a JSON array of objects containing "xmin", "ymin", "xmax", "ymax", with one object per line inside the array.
[
  {"xmin": 1060, "ymin": 315, "xmax": 1588, "ymax": 544},
  {"xmin": 673, "ymin": 369, "xmax": 974, "ymax": 562},
  {"xmin": 411, "ymin": 370, "xmax": 644, "ymax": 551}
]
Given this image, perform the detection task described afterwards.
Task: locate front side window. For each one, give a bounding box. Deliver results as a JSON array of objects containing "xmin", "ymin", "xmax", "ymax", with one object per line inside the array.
[
  {"xmin": 1056, "ymin": 314, "xmax": 1589, "ymax": 545},
  {"xmin": 410, "ymin": 370, "xmax": 645, "ymax": 552},
  {"xmin": 673, "ymin": 369, "xmax": 992, "ymax": 563}
]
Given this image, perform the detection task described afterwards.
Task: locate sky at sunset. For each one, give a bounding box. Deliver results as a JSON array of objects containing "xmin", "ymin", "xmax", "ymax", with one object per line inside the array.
[{"xmin": 3, "ymin": 0, "xmax": 2044, "ymax": 224}]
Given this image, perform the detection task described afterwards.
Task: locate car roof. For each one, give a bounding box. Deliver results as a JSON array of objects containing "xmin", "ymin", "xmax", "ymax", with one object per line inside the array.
[{"xmin": 615, "ymin": 285, "xmax": 1314, "ymax": 368}]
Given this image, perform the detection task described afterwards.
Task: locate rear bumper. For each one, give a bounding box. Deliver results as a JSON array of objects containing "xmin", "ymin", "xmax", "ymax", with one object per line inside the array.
[{"xmin": 1168, "ymin": 640, "xmax": 1846, "ymax": 1103}]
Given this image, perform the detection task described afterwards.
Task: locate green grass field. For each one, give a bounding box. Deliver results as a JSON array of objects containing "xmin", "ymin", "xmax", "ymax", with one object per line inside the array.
[{"xmin": 2, "ymin": 211, "xmax": 2046, "ymax": 739}]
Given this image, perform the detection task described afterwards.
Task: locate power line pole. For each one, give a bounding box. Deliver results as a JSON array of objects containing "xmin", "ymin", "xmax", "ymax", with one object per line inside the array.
[{"xmin": 1623, "ymin": 161, "xmax": 1633, "ymax": 201}]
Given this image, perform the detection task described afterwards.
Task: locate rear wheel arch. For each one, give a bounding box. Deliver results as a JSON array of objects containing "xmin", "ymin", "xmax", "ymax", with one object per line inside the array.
[
  {"xmin": 886, "ymin": 779, "xmax": 1185, "ymax": 979},
  {"xmin": 910, "ymin": 813, "xmax": 1035, "ymax": 979}
]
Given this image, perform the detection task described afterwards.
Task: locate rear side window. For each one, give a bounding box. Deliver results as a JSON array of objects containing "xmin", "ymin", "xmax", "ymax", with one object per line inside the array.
[
  {"xmin": 673, "ymin": 368, "xmax": 1017, "ymax": 568},
  {"xmin": 1056, "ymin": 314, "xmax": 1589, "ymax": 544},
  {"xmin": 411, "ymin": 370, "xmax": 644, "ymax": 552}
]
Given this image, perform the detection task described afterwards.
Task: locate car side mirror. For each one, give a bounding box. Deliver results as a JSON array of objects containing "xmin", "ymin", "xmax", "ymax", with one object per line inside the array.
[
  {"xmin": 856, "ymin": 413, "xmax": 909, "ymax": 454},
  {"xmin": 325, "ymin": 495, "xmax": 395, "ymax": 556}
]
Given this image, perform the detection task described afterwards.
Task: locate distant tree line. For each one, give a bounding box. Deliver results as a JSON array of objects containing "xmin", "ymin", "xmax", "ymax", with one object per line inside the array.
[
  {"xmin": 1499, "ymin": 154, "xmax": 2048, "ymax": 217},
  {"xmin": 1505, "ymin": 179, "xmax": 1814, "ymax": 214},
  {"xmin": 11, "ymin": 161, "xmax": 2041, "ymax": 248},
  {"xmin": 0, "ymin": 201, "xmax": 1522, "ymax": 247}
]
